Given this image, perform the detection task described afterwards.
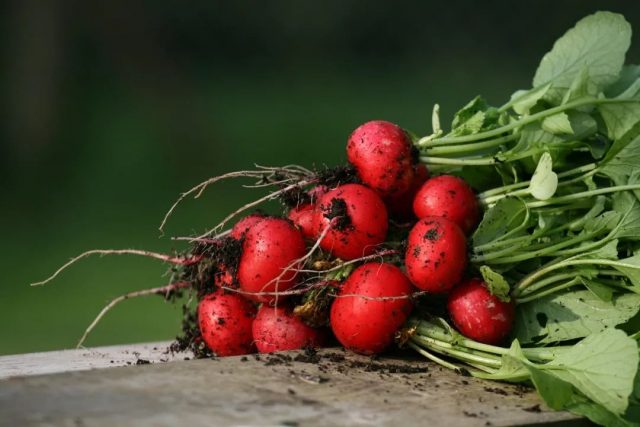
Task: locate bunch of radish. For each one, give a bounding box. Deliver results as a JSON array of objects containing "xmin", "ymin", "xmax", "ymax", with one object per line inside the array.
[
  {"xmin": 174, "ymin": 119, "xmax": 513, "ymax": 357},
  {"xmin": 33, "ymin": 13, "xmax": 640, "ymax": 424}
]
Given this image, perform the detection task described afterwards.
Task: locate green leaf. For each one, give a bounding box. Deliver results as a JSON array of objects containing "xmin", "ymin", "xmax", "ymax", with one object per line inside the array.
[
  {"xmin": 472, "ymin": 197, "xmax": 528, "ymax": 247},
  {"xmin": 533, "ymin": 12, "xmax": 631, "ymax": 103},
  {"xmin": 600, "ymin": 133, "xmax": 640, "ymax": 185},
  {"xmin": 608, "ymin": 255, "xmax": 640, "ymax": 290},
  {"xmin": 542, "ymin": 112, "xmax": 574, "ymax": 135},
  {"xmin": 510, "ymin": 84, "xmax": 551, "ymax": 115},
  {"xmin": 452, "ymin": 111, "xmax": 486, "ymax": 136},
  {"xmin": 504, "ymin": 122, "xmax": 570, "ymax": 168},
  {"xmin": 528, "ymin": 364, "xmax": 575, "ymax": 410},
  {"xmin": 452, "ymin": 96, "xmax": 487, "ymax": 129},
  {"xmin": 606, "ymin": 65, "xmax": 640, "ymax": 98},
  {"xmin": 479, "ymin": 266, "xmax": 511, "ymax": 301},
  {"xmin": 598, "ymin": 102, "xmax": 640, "ymax": 141},
  {"xmin": 567, "ymin": 393, "xmax": 640, "ymax": 427},
  {"xmin": 491, "ymin": 339, "xmax": 530, "ymax": 381},
  {"xmin": 450, "ymin": 96, "xmax": 500, "ymax": 136},
  {"xmin": 581, "ymin": 239, "xmax": 620, "ymax": 260},
  {"xmin": 579, "ymin": 277, "xmax": 614, "ymax": 302},
  {"xmin": 528, "ymin": 152, "xmax": 558, "ymax": 200},
  {"xmin": 562, "ymin": 68, "xmax": 598, "ymax": 105},
  {"xmin": 611, "ymin": 192, "xmax": 640, "ymax": 241},
  {"xmin": 584, "ymin": 212, "xmax": 621, "ymax": 234},
  {"xmin": 600, "ymin": 120, "xmax": 640, "ymax": 168},
  {"xmin": 431, "ymin": 103, "xmax": 442, "ymax": 134},
  {"xmin": 568, "ymin": 111, "xmax": 598, "ymax": 139},
  {"xmin": 515, "ymin": 290, "xmax": 640, "ymax": 344},
  {"xmin": 542, "ymin": 329, "xmax": 639, "ymax": 415}
]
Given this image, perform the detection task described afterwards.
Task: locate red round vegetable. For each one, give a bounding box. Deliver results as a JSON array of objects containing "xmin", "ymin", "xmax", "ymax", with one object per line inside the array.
[
  {"xmin": 237, "ymin": 217, "xmax": 306, "ymax": 303},
  {"xmin": 413, "ymin": 175, "xmax": 480, "ymax": 234},
  {"xmin": 447, "ymin": 278, "xmax": 515, "ymax": 344},
  {"xmin": 347, "ymin": 120, "xmax": 415, "ymax": 197},
  {"xmin": 314, "ymin": 183, "xmax": 388, "ymax": 260},
  {"xmin": 330, "ymin": 262, "xmax": 414, "ymax": 354},
  {"xmin": 198, "ymin": 290, "xmax": 257, "ymax": 356},
  {"xmin": 252, "ymin": 305, "xmax": 325, "ymax": 353},
  {"xmin": 287, "ymin": 203, "xmax": 317, "ymax": 239},
  {"xmin": 405, "ymin": 216, "xmax": 467, "ymax": 293},
  {"xmin": 230, "ymin": 213, "xmax": 266, "ymax": 239},
  {"xmin": 308, "ymin": 185, "xmax": 329, "ymax": 203},
  {"xmin": 385, "ymin": 163, "xmax": 430, "ymax": 220},
  {"xmin": 213, "ymin": 265, "xmax": 234, "ymax": 287}
]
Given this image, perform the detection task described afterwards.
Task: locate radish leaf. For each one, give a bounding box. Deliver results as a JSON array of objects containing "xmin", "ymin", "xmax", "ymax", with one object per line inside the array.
[{"xmin": 533, "ymin": 12, "xmax": 631, "ymax": 103}]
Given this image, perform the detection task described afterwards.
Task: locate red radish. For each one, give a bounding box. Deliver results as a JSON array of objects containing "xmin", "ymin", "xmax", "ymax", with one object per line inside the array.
[
  {"xmin": 287, "ymin": 203, "xmax": 317, "ymax": 239},
  {"xmin": 347, "ymin": 120, "xmax": 415, "ymax": 197},
  {"xmin": 405, "ymin": 216, "xmax": 467, "ymax": 293},
  {"xmin": 447, "ymin": 278, "xmax": 515, "ymax": 344},
  {"xmin": 330, "ymin": 263, "xmax": 413, "ymax": 354},
  {"xmin": 413, "ymin": 175, "xmax": 480, "ymax": 234},
  {"xmin": 237, "ymin": 217, "xmax": 306, "ymax": 303},
  {"xmin": 198, "ymin": 290, "xmax": 256, "ymax": 356},
  {"xmin": 308, "ymin": 185, "xmax": 329, "ymax": 203},
  {"xmin": 230, "ymin": 213, "xmax": 266, "ymax": 239},
  {"xmin": 252, "ymin": 305, "xmax": 325, "ymax": 353},
  {"xmin": 314, "ymin": 183, "xmax": 388, "ymax": 260},
  {"xmin": 385, "ymin": 163, "xmax": 430, "ymax": 220},
  {"xmin": 213, "ymin": 265, "xmax": 234, "ymax": 287}
]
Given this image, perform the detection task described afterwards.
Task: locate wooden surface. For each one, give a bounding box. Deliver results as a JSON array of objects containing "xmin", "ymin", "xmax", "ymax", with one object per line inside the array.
[
  {"xmin": 0, "ymin": 343, "xmax": 586, "ymax": 427},
  {"xmin": 0, "ymin": 341, "xmax": 189, "ymax": 380}
]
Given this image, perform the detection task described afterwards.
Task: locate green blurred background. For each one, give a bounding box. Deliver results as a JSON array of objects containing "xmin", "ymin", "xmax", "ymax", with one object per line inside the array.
[{"xmin": 2, "ymin": 1, "xmax": 640, "ymax": 355}]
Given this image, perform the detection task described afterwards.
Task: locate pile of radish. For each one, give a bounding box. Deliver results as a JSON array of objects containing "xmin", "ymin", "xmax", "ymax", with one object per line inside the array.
[
  {"xmin": 181, "ymin": 118, "xmax": 495, "ymax": 358},
  {"xmin": 197, "ymin": 119, "xmax": 504, "ymax": 357},
  {"xmin": 34, "ymin": 12, "xmax": 640, "ymax": 426}
]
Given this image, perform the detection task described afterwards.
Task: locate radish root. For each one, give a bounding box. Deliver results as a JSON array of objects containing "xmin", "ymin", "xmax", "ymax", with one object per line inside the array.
[
  {"xmin": 76, "ymin": 281, "xmax": 191, "ymax": 348},
  {"xmin": 159, "ymin": 166, "xmax": 312, "ymax": 235},
  {"xmin": 31, "ymin": 249, "xmax": 201, "ymax": 287},
  {"xmin": 195, "ymin": 179, "xmax": 316, "ymax": 240}
]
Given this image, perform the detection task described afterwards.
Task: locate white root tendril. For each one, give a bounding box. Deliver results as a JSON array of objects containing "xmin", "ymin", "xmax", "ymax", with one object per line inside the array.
[
  {"xmin": 76, "ymin": 281, "xmax": 191, "ymax": 349},
  {"xmin": 194, "ymin": 179, "xmax": 315, "ymax": 241},
  {"xmin": 30, "ymin": 249, "xmax": 201, "ymax": 287},
  {"xmin": 159, "ymin": 166, "xmax": 312, "ymax": 235}
]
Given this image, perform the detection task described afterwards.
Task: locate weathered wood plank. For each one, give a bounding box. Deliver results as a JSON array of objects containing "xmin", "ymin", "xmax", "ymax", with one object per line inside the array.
[
  {"xmin": 0, "ymin": 341, "xmax": 190, "ymax": 380},
  {"xmin": 0, "ymin": 345, "xmax": 585, "ymax": 427}
]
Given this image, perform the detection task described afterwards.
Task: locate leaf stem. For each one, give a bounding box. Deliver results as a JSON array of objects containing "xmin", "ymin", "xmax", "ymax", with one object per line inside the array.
[
  {"xmin": 516, "ymin": 258, "xmax": 635, "ymax": 294},
  {"xmin": 525, "ymin": 184, "xmax": 640, "ymax": 209},
  {"xmin": 478, "ymin": 163, "xmax": 597, "ymax": 199},
  {"xmin": 420, "ymin": 156, "xmax": 497, "ymax": 166},
  {"xmin": 515, "ymin": 277, "xmax": 582, "ymax": 303},
  {"xmin": 417, "ymin": 97, "xmax": 636, "ymax": 146},
  {"xmin": 422, "ymin": 134, "xmax": 517, "ymax": 154}
]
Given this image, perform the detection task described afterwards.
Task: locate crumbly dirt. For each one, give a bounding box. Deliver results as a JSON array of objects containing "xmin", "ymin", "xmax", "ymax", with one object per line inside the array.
[{"xmin": 315, "ymin": 164, "xmax": 358, "ymax": 188}]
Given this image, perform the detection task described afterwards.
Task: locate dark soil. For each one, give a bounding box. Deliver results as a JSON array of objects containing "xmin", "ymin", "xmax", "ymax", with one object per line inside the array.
[
  {"xmin": 322, "ymin": 198, "xmax": 352, "ymax": 231},
  {"xmin": 315, "ymin": 164, "xmax": 358, "ymax": 188},
  {"xmin": 279, "ymin": 186, "xmax": 312, "ymax": 208}
]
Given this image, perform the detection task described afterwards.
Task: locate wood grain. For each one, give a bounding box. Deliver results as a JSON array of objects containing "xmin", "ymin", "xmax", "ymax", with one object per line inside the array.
[{"xmin": 0, "ymin": 344, "xmax": 585, "ymax": 427}]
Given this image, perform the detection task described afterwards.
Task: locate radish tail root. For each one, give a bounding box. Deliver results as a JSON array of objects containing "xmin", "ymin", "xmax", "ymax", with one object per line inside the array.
[
  {"xmin": 76, "ymin": 281, "xmax": 192, "ymax": 348},
  {"xmin": 31, "ymin": 249, "xmax": 201, "ymax": 287}
]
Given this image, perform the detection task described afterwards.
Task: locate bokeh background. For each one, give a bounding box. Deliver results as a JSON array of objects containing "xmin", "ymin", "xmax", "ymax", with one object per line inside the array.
[{"xmin": 2, "ymin": 1, "xmax": 640, "ymax": 355}]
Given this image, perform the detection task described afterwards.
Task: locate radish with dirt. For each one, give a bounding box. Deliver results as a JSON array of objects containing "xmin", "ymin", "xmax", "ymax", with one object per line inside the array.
[
  {"xmin": 404, "ymin": 216, "xmax": 467, "ymax": 293},
  {"xmin": 446, "ymin": 278, "xmax": 515, "ymax": 344},
  {"xmin": 347, "ymin": 120, "xmax": 416, "ymax": 197},
  {"xmin": 330, "ymin": 262, "xmax": 414, "ymax": 354},
  {"xmin": 198, "ymin": 290, "xmax": 257, "ymax": 356},
  {"xmin": 413, "ymin": 175, "xmax": 480, "ymax": 233},
  {"xmin": 237, "ymin": 217, "xmax": 307, "ymax": 303},
  {"xmin": 252, "ymin": 305, "xmax": 326, "ymax": 353},
  {"xmin": 314, "ymin": 183, "xmax": 389, "ymax": 260}
]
